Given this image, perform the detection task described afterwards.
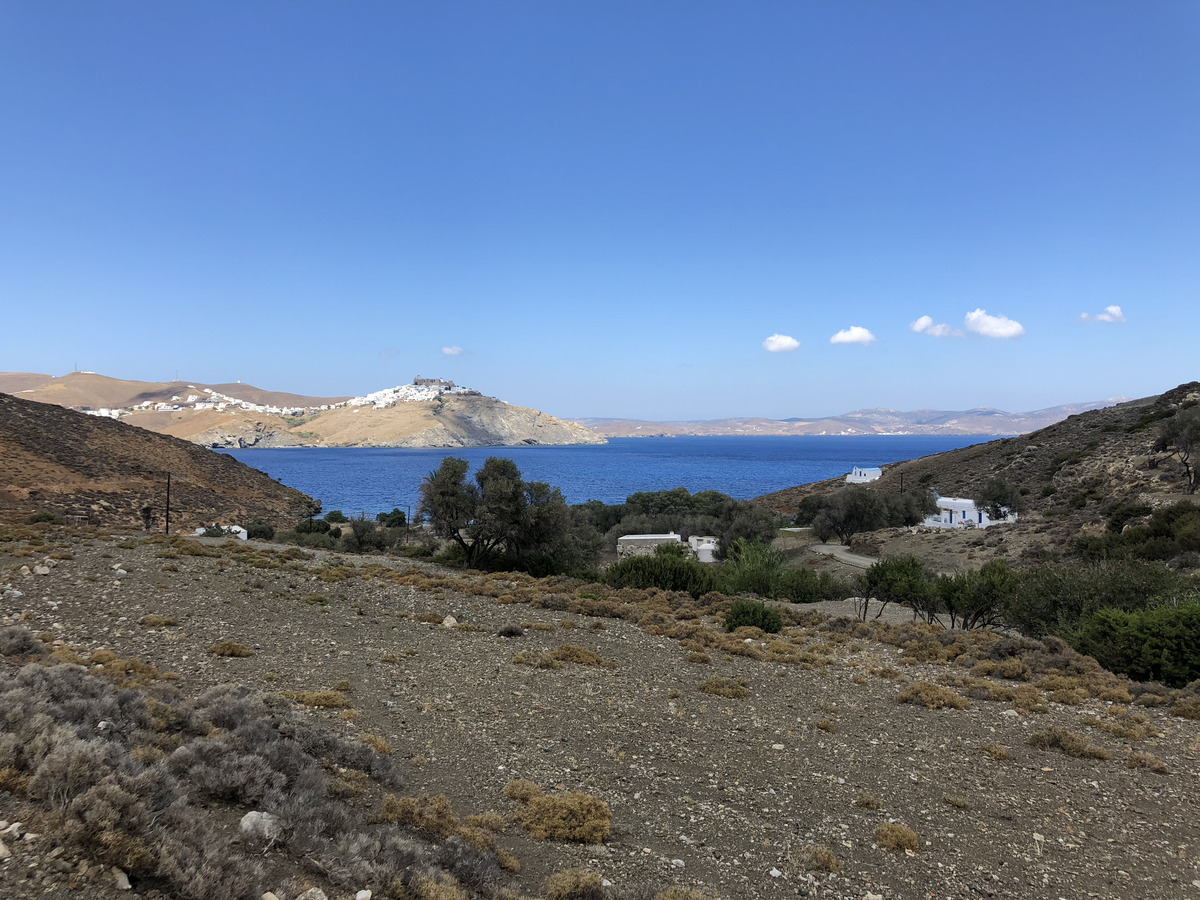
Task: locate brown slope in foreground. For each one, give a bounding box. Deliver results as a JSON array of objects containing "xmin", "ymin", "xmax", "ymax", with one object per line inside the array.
[
  {"xmin": 2, "ymin": 534, "xmax": 1197, "ymax": 900},
  {"xmin": 757, "ymin": 381, "xmax": 1200, "ymax": 546},
  {"xmin": 0, "ymin": 392, "xmax": 314, "ymax": 529}
]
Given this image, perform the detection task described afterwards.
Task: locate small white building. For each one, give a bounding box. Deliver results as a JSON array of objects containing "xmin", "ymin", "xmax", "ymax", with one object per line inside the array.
[
  {"xmin": 922, "ymin": 495, "xmax": 1017, "ymax": 529},
  {"xmin": 846, "ymin": 466, "xmax": 882, "ymax": 484},
  {"xmin": 688, "ymin": 535, "xmax": 719, "ymax": 564},
  {"xmin": 616, "ymin": 532, "xmax": 683, "ymax": 560}
]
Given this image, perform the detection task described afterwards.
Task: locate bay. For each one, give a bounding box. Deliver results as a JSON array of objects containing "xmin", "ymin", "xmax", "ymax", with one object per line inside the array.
[{"xmin": 223, "ymin": 435, "xmax": 993, "ymax": 518}]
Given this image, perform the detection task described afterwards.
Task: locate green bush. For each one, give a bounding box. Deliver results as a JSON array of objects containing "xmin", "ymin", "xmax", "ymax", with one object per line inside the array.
[
  {"xmin": 724, "ymin": 598, "xmax": 783, "ymax": 634},
  {"xmin": 245, "ymin": 521, "xmax": 275, "ymax": 541},
  {"xmin": 604, "ymin": 554, "xmax": 717, "ymax": 598},
  {"xmin": 375, "ymin": 508, "xmax": 407, "ymax": 528},
  {"xmin": 1071, "ymin": 600, "xmax": 1200, "ymax": 687},
  {"xmin": 294, "ymin": 518, "xmax": 331, "ymax": 535},
  {"xmin": 325, "ymin": 509, "xmax": 349, "ymax": 523},
  {"xmin": 25, "ymin": 511, "xmax": 64, "ymax": 525}
]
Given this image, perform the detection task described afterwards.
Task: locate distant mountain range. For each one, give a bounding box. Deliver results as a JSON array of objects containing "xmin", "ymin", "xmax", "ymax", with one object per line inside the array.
[{"xmin": 581, "ymin": 399, "xmax": 1126, "ymax": 438}]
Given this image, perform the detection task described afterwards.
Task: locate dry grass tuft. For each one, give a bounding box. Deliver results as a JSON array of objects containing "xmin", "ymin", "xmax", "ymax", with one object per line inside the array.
[
  {"xmin": 897, "ymin": 682, "xmax": 970, "ymax": 710},
  {"xmin": 280, "ymin": 689, "xmax": 353, "ymax": 709},
  {"xmin": 854, "ymin": 792, "xmax": 881, "ymax": 809},
  {"xmin": 685, "ymin": 651, "xmax": 711, "ymax": 665},
  {"xmin": 512, "ymin": 650, "xmax": 564, "ymax": 670},
  {"xmin": 207, "ymin": 641, "xmax": 254, "ymax": 657},
  {"xmin": 543, "ymin": 868, "xmax": 603, "ymax": 900},
  {"xmin": 1027, "ymin": 727, "xmax": 1112, "ymax": 760},
  {"xmin": 547, "ymin": 643, "xmax": 616, "ymax": 669},
  {"xmin": 815, "ymin": 718, "xmax": 837, "ymax": 733},
  {"xmin": 981, "ymin": 742, "xmax": 1011, "ymax": 760},
  {"xmin": 943, "ymin": 794, "xmax": 972, "ymax": 810},
  {"xmin": 697, "ymin": 676, "xmax": 749, "ymax": 699},
  {"xmin": 138, "ymin": 614, "xmax": 178, "ymax": 627},
  {"xmin": 504, "ymin": 779, "xmax": 544, "ymax": 802},
  {"xmin": 788, "ymin": 843, "xmax": 842, "ymax": 875},
  {"xmin": 1125, "ymin": 752, "xmax": 1172, "ymax": 774},
  {"xmin": 361, "ymin": 733, "xmax": 395, "ymax": 755},
  {"xmin": 507, "ymin": 782, "xmax": 611, "ymax": 844},
  {"xmin": 874, "ymin": 822, "xmax": 919, "ymax": 852}
]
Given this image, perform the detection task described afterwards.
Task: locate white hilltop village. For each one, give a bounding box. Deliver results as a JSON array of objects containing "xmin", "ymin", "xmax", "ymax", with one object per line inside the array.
[{"xmin": 81, "ymin": 377, "xmax": 479, "ymax": 420}]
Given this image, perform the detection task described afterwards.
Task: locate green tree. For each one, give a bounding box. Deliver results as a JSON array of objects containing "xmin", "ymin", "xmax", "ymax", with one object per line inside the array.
[
  {"xmin": 1154, "ymin": 407, "xmax": 1200, "ymax": 493},
  {"xmin": 975, "ymin": 477, "xmax": 1022, "ymax": 520},
  {"xmin": 418, "ymin": 456, "xmax": 600, "ymax": 571},
  {"xmin": 811, "ymin": 487, "xmax": 887, "ymax": 544},
  {"xmin": 857, "ymin": 556, "xmax": 937, "ymax": 621}
]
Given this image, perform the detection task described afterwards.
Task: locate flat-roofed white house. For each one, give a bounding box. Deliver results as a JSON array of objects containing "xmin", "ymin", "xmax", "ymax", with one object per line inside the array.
[
  {"xmin": 846, "ymin": 466, "xmax": 882, "ymax": 484},
  {"xmin": 616, "ymin": 532, "xmax": 683, "ymax": 560},
  {"xmin": 923, "ymin": 495, "xmax": 1017, "ymax": 529}
]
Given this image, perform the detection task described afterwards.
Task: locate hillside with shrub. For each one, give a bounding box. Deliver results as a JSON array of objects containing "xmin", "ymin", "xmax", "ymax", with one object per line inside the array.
[{"xmin": 0, "ymin": 392, "xmax": 315, "ymax": 531}]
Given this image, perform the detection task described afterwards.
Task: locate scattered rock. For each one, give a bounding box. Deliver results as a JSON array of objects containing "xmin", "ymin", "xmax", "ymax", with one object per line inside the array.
[
  {"xmin": 32, "ymin": 565, "xmax": 51, "ymax": 576},
  {"xmin": 0, "ymin": 839, "xmax": 10, "ymax": 860},
  {"xmin": 295, "ymin": 889, "xmax": 328, "ymax": 900},
  {"xmin": 239, "ymin": 810, "xmax": 283, "ymax": 843},
  {"xmin": 112, "ymin": 866, "xmax": 131, "ymax": 890},
  {"xmin": 355, "ymin": 891, "xmax": 372, "ymax": 900},
  {"xmin": 441, "ymin": 615, "xmax": 458, "ymax": 628}
]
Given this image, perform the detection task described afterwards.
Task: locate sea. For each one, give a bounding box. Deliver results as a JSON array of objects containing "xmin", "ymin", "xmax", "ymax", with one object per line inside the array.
[{"xmin": 222, "ymin": 435, "xmax": 993, "ymax": 518}]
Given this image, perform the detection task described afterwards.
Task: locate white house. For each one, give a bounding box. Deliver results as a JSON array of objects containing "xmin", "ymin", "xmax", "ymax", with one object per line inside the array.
[
  {"xmin": 922, "ymin": 495, "xmax": 1017, "ymax": 529},
  {"xmin": 846, "ymin": 466, "xmax": 882, "ymax": 484},
  {"xmin": 616, "ymin": 532, "xmax": 683, "ymax": 560},
  {"xmin": 688, "ymin": 535, "xmax": 719, "ymax": 564}
]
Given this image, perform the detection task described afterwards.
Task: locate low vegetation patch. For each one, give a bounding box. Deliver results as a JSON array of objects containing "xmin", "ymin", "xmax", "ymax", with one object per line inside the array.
[
  {"xmin": 280, "ymin": 689, "xmax": 353, "ymax": 709},
  {"xmin": 207, "ymin": 641, "xmax": 254, "ymax": 657},
  {"xmin": 874, "ymin": 823, "xmax": 919, "ymax": 853},
  {"xmin": 896, "ymin": 682, "xmax": 970, "ymax": 709},
  {"xmin": 696, "ymin": 676, "xmax": 750, "ymax": 699},
  {"xmin": 505, "ymin": 780, "xmax": 611, "ymax": 844},
  {"xmin": 1027, "ymin": 727, "xmax": 1113, "ymax": 760}
]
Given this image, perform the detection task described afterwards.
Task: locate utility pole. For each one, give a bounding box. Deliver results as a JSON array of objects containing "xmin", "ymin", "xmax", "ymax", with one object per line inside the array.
[{"xmin": 165, "ymin": 473, "xmax": 171, "ymax": 535}]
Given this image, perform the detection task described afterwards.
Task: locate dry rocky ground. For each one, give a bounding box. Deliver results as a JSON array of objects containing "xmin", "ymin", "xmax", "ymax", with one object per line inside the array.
[{"xmin": 1, "ymin": 527, "xmax": 1199, "ymax": 900}]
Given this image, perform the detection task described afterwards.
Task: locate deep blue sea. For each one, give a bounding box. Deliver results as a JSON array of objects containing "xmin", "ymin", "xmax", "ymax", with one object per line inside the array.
[{"xmin": 223, "ymin": 435, "xmax": 992, "ymax": 518}]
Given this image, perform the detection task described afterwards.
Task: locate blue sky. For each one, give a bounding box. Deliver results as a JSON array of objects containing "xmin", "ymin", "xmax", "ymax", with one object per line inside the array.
[{"xmin": 2, "ymin": 2, "xmax": 1197, "ymax": 420}]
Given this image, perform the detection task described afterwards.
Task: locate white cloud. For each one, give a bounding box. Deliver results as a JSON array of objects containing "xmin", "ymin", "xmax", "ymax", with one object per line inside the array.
[
  {"xmin": 910, "ymin": 315, "xmax": 958, "ymax": 338},
  {"xmin": 964, "ymin": 308, "xmax": 1025, "ymax": 339},
  {"xmin": 830, "ymin": 325, "xmax": 877, "ymax": 346},
  {"xmin": 762, "ymin": 333, "xmax": 800, "ymax": 353},
  {"xmin": 1080, "ymin": 304, "xmax": 1126, "ymax": 324},
  {"xmin": 441, "ymin": 345, "xmax": 464, "ymax": 356}
]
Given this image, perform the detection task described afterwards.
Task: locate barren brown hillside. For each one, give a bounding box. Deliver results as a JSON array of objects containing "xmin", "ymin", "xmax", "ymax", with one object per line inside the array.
[
  {"xmin": 0, "ymin": 392, "xmax": 314, "ymax": 529},
  {"xmin": 758, "ymin": 381, "xmax": 1200, "ymax": 556}
]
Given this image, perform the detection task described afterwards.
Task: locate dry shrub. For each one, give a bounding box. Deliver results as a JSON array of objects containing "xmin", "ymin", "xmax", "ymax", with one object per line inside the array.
[
  {"xmin": 654, "ymin": 890, "xmax": 718, "ymax": 900},
  {"xmin": 697, "ymin": 677, "xmax": 749, "ymax": 699},
  {"xmin": 875, "ymin": 823, "xmax": 918, "ymax": 852},
  {"xmin": 896, "ymin": 682, "xmax": 970, "ymax": 710},
  {"xmin": 814, "ymin": 718, "xmax": 836, "ymax": 733},
  {"xmin": 1082, "ymin": 710, "xmax": 1153, "ymax": 741},
  {"xmin": 411, "ymin": 872, "xmax": 470, "ymax": 900},
  {"xmin": 1027, "ymin": 727, "xmax": 1112, "ymax": 760},
  {"xmin": 504, "ymin": 779, "xmax": 544, "ymax": 802},
  {"xmin": 512, "ymin": 651, "xmax": 563, "ymax": 670},
  {"xmin": 464, "ymin": 811, "xmax": 506, "ymax": 832},
  {"xmin": 789, "ymin": 843, "xmax": 842, "ymax": 874},
  {"xmin": 280, "ymin": 690, "xmax": 352, "ymax": 708},
  {"xmin": 875, "ymin": 666, "xmax": 904, "ymax": 680},
  {"xmin": 1171, "ymin": 697, "xmax": 1200, "ymax": 720},
  {"xmin": 416, "ymin": 612, "xmax": 446, "ymax": 624},
  {"xmin": 543, "ymin": 868, "xmax": 604, "ymax": 900},
  {"xmin": 496, "ymin": 848, "xmax": 521, "ymax": 872},
  {"xmin": 943, "ymin": 794, "xmax": 972, "ymax": 810},
  {"xmin": 361, "ymin": 734, "xmax": 395, "ymax": 755},
  {"xmin": 509, "ymin": 787, "xmax": 611, "ymax": 844},
  {"xmin": 207, "ymin": 641, "xmax": 254, "ymax": 658},
  {"xmin": 854, "ymin": 792, "xmax": 881, "ymax": 809},
  {"xmin": 139, "ymin": 614, "xmax": 178, "ymax": 627},
  {"xmin": 547, "ymin": 644, "xmax": 616, "ymax": 669},
  {"xmin": 981, "ymin": 743, "xmax": 1011, "ymax": 760},
  {"xmin": 971, "ymin": 657, "xmax": 1031, "ymax": 681},
  {"xmin": 1125, "ymin": 752, "xmax": 1172, "ymax": 774},
  {"xmin": 685, "ymin": 651, "xmax": 711, "ymax": 665}
]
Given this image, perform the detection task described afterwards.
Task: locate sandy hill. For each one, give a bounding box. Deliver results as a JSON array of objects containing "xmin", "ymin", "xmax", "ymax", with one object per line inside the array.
[
  {"xmin": 0, "ymin": 391, "xmax": 314, "ymax": 529},
  {"xmin": 0, "ymin": 371, "xmax": 347, "ymax": 411},
  {"xmin": 757, "ymin": 380, "xmax": 1200, "ymax": 551},
  {"xmin": 1, "ymin": 371, "xmax": 604, "ymax": 449}
]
